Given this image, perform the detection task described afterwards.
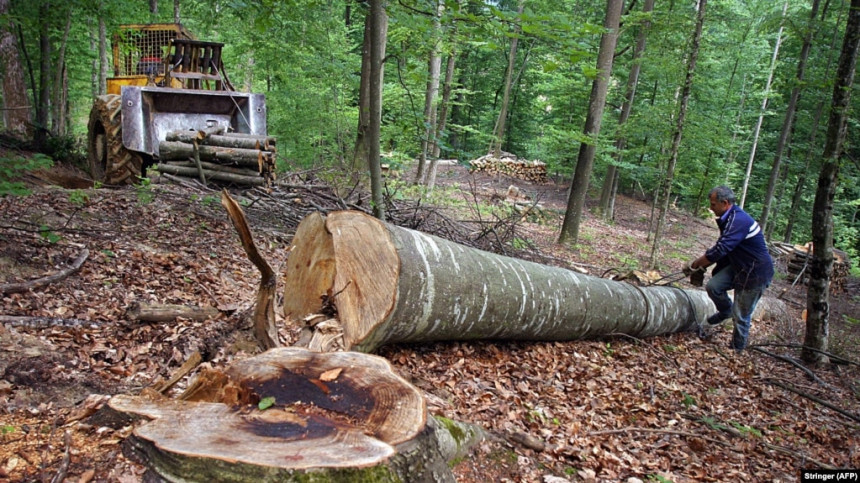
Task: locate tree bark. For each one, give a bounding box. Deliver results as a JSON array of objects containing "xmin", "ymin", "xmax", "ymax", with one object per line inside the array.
[
  {"xmin": 759, "ymin": 0, "xmax": 820, "ymax": 237},
  {"xmin": 126, "ymin": 303, "xmax": 221, "ymax": 323},
  {"xmin": 559, "ymin": 0, "xmax": 623, "ymax": 245},
  {"xmin": 283, "ymin": 211, "xmax": 715, "ymax": 354},
  {"xmin": 352, "ymin": 12, "xmax": 372, "ymax": 175},
  {"xmin": 0, "ymin": 0, "xmax": 30, "ymax": 138},
  {"xmin": 490, "ymin": 0, "xmax": 524, "ymax": 159},
  {"xmin": 415, "ymin": 0, "xmax": 443, "ymax": 185},
  {"xmin": 221, "ymin": 191, "xmax": 279, "ymax": 349},
  {"xmin": 108, "ymin": 348, "xmax": 467, "ymax": 482},
  {"xmin": 51, "ymin": 13, "xmax": 71, "ymax": 136},
  {"xmin": 598, "ymin": 0, "xmax": 655, "ymax": 220},
  {"xmin": 785, "ymin": 1, "xmax": 844, "ymax": 244},
  {"xmin": 368, "ymin": 0, "xmax": 388, "ymax": 221},
  {"xmin": 34, "ymin": 3, "xmax": 51, "ymax": 149},
  {"xmin": 158, "ymin": 141, "xmax": 270, "ymax": 167},
  {"xmin": 155, "ymin": 164, "xmax": 266, "ymax": 186},
  {"xmin": 98, "ymin": 14, "xmax": 107, "ymax": 95},
  {"xmin": 803, "ymin": 0, "xmax": 860, "ymax": 364},
  {"xmin": 648, "ymin": 0, "xmax": 706, "ymax": 268},
  {"xmin": 740, "ymin": 1, "xmax": 788, "ymax": 209}
]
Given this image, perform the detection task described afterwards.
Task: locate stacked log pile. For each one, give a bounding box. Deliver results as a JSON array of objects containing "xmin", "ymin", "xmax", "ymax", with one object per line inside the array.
[
  {"xmin": 770, "ymin": 241, "xmax": 850, "ymax": 291},
  {"xmin": 469, "ymin": 151, "xmax": 547, "ymax": 183},
  {"xmin": 156, "ymin": 127, "xmax": 277, "ymax": 188}
]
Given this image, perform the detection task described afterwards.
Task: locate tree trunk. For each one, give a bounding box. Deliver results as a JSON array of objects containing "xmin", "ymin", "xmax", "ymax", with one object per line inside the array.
[
  {"xmin": 425, "ymin": 51, "xmax": 457, "ymax": 191},
  {"xmin": 98, "ymin": 14, "xmax": 107, "ymax": 95},
  {"xmin": 368, "ymin": 0, "xmax": 387, "ymax": 220},
  {"xmin": 648, "ymin": 0, "xmax": 706, "ymax": 269},
  {"xmin": 490, "ymin": 0, "xmax": 524, "ymax": 159},
  {"xmin": 432, "ymin": 51, "xmax": 457, "ymax": 161},
  {"xmin": 352, "ymin": 13, "xmax": 372, "ymax": 175},
  {"xmin": 760, "ymin": 0, "xmax": 819, "ymax": 235},
  {"xmin": 559, "ymin": 0, "xmax": 624, "ymax": 245},
  {"xmin": 51, "ymin": 14, "xmax": 71, "ymax": 136},
  {"xmin": 35, "ymin": 4, "xmax": 51, "ymax": 149},
  {"xmin": 415, "ymin": 0, "xmax": 443, "ymax": 185},
  {"xmin": 598, "ymin": 0, "xmax": 655, "ymax": 220},
  {"xmin": 785, "ymin": 0, "xmax": 844, "ymax": 244},
  {"xmin": 803, "ymin": 0, "xmax": 860, "ymax": 364},
  {"xmin": 0, "ymin": 0, "xmax": 30, "ymax": 138},
  {"xmin": 740, "ymin": 1, "xmax": 787, "ymax": 209},
  {"xmin": 108, "ymin": 348, "xmax": 467, "ymax": 482},
  {"xmin": 283, "ymin": 211, "xmax": 715, "ymax": 354}
]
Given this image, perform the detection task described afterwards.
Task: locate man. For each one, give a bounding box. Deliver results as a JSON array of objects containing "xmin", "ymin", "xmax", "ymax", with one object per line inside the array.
[{"xmin": 688, "ymin": 186, "xmax": 774, "ymax": 352}]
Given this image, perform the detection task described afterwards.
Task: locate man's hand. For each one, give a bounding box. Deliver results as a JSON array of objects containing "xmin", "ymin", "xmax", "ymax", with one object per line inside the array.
[
  {"xmin": 690, "ymin": 269, "xmax": 705, "ymax": 287},
  {"xmin": 683, "ymin": 261, "xmax": 706, "ymax": 287}
]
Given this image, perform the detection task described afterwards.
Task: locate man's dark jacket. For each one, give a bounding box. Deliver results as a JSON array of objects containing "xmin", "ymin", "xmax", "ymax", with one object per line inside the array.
[{"xmin": 705, "ymin": 204, "xmax": 774, "ymax": 290}]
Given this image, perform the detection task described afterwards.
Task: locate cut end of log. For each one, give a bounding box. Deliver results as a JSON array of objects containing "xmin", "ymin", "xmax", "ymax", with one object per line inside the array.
[
  {"xmin": 110, "ymin": 348, "xmax": 426, "ymax": 480},
  {"xmin": 283, "ymin": 211, "xmax": 399, "ymax": 352}
]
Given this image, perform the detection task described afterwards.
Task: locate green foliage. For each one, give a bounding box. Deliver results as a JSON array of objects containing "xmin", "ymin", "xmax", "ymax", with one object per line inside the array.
[
  {"xmin": 730, "ymin": 421, "xmax": 762, "ymax": 438},
  {"xmin": 136, "ymin": 177, "xmax": 154, "ymax": 205},
  {"xmin": 68, "ymin": 189, "xmax": 90, "ymax": 206},
  {"xmin": 680, "ymin": 392, "xmax": 697, "ymax": 409},
  {"xmin": 39, "ymin": 225, "xmax": 61, "ymax": 244},
  {"xmin": 0, "ymin": 154, "xmax": 53, "ymax": 197}
]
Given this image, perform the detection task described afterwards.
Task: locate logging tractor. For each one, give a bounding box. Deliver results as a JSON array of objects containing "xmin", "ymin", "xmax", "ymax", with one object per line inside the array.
[{"xmin": 87, "ymin": 24, "xmax": 270, "ymax": 185}]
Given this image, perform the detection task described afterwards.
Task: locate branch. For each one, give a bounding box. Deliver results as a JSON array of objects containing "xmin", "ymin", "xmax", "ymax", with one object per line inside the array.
[
  {"xmin": 748, "ymin": 346, "xmax": 832, "ymax": 388},
  {"xmin": 0, "ymin": 249, "xmax": 89, "ymax": 295},
  {"xmin": 765, "ymin": 378, "xmax": 860, "ymax": 424},
  {"xmin": 750, "ymin": 343, "xmax": 858, "ymax": 367}
]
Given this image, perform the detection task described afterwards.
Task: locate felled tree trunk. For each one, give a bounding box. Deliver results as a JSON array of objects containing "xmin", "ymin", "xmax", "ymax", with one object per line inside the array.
[
  {"xmin": 108, "ymin": 348, "xmax": 470, "ymax": 482},
  {"xmin": 283, "ymin": 210, "xmax": 715, "ymax": 353}
]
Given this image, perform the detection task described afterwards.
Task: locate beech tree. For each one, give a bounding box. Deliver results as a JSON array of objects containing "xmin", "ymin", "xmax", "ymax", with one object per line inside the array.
[
  {"xmin": 803, "ymin": 0, "xmax": 860, "ymax": 364},
  {"xmin": 0, "ymin": 0, "xmax": 30, "ymax": 138},
  {"xmin": 558, "ymin": 0, "xmax": 623, "ymax": 245},
  {"xmin": 648, "ymin": 0, "xmax": 706, "ymax": 269},
  {"xmin": 598, "ymin": 0, "xmax": 655, "ymax": 221},
  {"xmin": 368, "ymin": 0, "xmax": 387, "ymax": 220}
]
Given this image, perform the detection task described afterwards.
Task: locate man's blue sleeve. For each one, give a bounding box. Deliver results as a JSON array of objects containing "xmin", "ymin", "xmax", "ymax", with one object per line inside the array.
[{"xmin": 705, "ymin": 213, "xmax": 747, "ymax": 262}]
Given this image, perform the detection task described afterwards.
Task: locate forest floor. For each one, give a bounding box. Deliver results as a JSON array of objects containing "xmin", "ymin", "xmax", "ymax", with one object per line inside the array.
[{"xmin": 1, "ymin": 160, "xmax": 859, "ymax": 482}]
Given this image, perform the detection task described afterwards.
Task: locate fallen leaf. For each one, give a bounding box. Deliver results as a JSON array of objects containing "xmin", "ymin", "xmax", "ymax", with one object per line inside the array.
[{"xmin": 319, "ymin": 367, "xmax": 343, "ymax": 382}]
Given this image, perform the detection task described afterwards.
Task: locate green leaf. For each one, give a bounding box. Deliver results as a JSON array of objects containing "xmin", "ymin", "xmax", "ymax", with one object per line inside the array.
[{"xmin": 258, "ymin": 396, "xmax": 276, "ymax": 410}]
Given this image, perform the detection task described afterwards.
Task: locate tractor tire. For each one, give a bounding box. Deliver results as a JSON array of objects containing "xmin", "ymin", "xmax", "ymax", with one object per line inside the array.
[{"xmin": 87, "ymin": 94, "xmax": 145, "ymax": 185}]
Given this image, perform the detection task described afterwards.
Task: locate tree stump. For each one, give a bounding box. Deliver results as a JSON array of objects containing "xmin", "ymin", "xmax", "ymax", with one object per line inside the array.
[{"xmin": 108, "ymin": 348, "xmax": 465, "ymax": 481}]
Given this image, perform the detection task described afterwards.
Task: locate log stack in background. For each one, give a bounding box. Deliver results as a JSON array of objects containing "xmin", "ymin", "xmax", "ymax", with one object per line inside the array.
[
  {"xmin": 156, "ymin": 127, "xmax": 277, "ymax": 188},
  {"xmin": 770, "ymin": 241, "xmax": 850, "ymax": 292},
  {"xmin": 469, "ymin": 151, "xmax": 547, "ymax": 183}
]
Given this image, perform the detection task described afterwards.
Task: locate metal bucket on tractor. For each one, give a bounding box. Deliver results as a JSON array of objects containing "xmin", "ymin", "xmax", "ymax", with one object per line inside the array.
[{"xmin": 87, "ymin": 24, "xmax": 268, "ymax": 185}]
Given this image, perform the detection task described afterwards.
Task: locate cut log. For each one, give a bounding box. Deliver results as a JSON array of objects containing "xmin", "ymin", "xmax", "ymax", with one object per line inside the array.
[
  {"xmin": 126, "ymin": 302, "xmax": 220, "ymax": 323},
  {"xmin": 166, "ymin": 160, "xmax": 263, "ymax": 176},
  {"xmin": 158, "ymin": 141, "xmax": 270, "ymax": 167},
  {"xmin": 155, "ymin": 164, "xmax": 266, "ymax": 186},
  {"xmin": 283, "ymin": 211, "xmax": 716, "ymax": 353},
  {"xmin": 108, "ymin": 348, "xmax": 464, "ymax": 481},
  {"xmin": 166, "ymin": 131, "xmax": 272, "ymax": 151}
]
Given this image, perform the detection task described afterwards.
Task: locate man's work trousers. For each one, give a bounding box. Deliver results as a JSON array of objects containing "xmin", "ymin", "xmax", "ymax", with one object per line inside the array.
[{"xmin": 706, "ymin": 266, "xmax": 767, "ymax": 351}]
